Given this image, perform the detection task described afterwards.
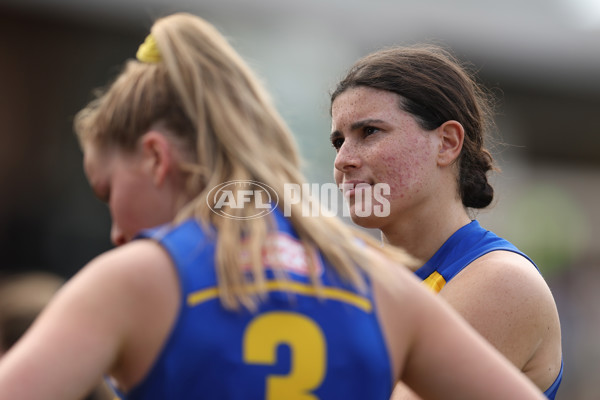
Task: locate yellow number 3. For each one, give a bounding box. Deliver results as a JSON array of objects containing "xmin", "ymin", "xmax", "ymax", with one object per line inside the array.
[{"xmin": 243, "ymin": 312, "xmax": 327, "ymax": 400}]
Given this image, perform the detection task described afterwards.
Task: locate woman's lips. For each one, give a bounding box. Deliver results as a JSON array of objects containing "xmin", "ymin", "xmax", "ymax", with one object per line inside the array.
[{"xmin": 341, "ymin": 181, "xmax": 372, "ymax": 200}]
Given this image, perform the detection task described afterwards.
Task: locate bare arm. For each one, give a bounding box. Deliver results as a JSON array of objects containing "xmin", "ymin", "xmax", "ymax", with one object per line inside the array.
[
  {"xmin": 438, "ymin": 251, "xmax": 562, "ymax": 389},
  {"xmin": 389, "ymin": 251, "xmax": 561, "ymax": 399},
  {"xmin": 373, "ymin": 259, "xmax": 546, "ymax": 400},
  {"xmin": 0, "ymin": 240, "xmax": 180, "ymax": 400}
]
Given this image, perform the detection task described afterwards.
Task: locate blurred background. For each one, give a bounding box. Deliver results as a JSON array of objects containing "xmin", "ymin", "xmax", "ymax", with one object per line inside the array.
[{"xmin": 0, "ymin": 0, "xmax": 598, "ymax": 398}]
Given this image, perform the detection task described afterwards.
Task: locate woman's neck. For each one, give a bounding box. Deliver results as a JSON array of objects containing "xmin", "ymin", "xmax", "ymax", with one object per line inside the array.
[{"xmin": 381, "ymin": 201, "xmax": 471, "ymax": 271}]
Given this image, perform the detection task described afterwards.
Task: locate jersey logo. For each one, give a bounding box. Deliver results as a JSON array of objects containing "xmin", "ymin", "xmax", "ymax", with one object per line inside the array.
[{"xmin": 240, "ymin": 232, "xmax": 323, "ymax": 277}]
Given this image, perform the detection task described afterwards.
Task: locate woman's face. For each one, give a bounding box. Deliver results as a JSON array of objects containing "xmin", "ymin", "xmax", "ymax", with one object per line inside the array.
[
  {"xmin": 83, "ymin": 140, "xmax": 180, "ymax": 246},
  {"xmin": 331, "ymin": 86, "xmax": 442, "ymax": 229}
]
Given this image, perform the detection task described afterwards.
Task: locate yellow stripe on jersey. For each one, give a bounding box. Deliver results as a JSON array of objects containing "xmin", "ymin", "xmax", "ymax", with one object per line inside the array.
[
  {"xmin": 422, "ymin": 271, "xmax": 446, "ymax": 293},
  {"xmin": 187, "ymin": 281, "xmax": 372, "ymax": 312}
]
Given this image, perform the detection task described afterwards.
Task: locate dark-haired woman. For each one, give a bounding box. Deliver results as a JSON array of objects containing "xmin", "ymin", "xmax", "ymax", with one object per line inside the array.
[{"xmin": 330, "ymin": 45, "xmax": 563, "ymax": 400}]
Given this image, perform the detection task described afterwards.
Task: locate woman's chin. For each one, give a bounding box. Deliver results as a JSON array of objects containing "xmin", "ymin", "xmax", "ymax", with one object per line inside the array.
[{"xmin": 349, "ymin": 211, "xmax": 385, "ymax": 231}]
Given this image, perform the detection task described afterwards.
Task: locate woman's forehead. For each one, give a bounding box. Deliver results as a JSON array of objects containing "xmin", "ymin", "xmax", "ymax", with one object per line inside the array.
[
  {"xmin": 333, "ymin": 88, "xmax": 399, "ymax": 115},
  {"xmin": 331, "ymin": 87, "xmax": 408, "ymax": 129}
]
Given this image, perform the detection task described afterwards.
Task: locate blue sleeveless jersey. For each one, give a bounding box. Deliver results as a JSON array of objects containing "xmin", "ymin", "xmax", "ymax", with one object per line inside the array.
[
  {"xmin": 415, "ymin": 220, "xmax": 562, "ymax": 399},
  {"xmin": 113, "ymin": 209, "xmax": 393, "ymax": 400}
]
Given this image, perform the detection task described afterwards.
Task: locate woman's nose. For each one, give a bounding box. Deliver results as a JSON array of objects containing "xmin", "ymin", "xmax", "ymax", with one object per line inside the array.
[{"xmin": 334, "ymin": 140, "xmax": 362, "ymax": 173}]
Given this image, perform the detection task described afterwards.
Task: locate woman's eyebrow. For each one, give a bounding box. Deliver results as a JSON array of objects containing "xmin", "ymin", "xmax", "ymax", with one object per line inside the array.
[
  {"xmin": 350, "ymin": 118, "xmax": 385, "ymax": 131},
  {"xmin": 330, "ymin": 118, "xmax": 387, "ymax": 140}
]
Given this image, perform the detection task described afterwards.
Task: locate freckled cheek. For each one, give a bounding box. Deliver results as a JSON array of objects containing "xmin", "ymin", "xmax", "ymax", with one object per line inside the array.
[{"xmin": 377, "ymin": 153, "xmax": 427, "ymax": 199}]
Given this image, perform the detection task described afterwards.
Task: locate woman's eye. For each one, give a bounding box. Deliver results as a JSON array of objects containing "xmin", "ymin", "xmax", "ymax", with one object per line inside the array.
[
  {"xmin": 331, "ymin": 137, "xmax": 344, "ymax": 150},
  {"xmin": 364, "ymin": 126, "xmax": 379, "ymax": 136}
]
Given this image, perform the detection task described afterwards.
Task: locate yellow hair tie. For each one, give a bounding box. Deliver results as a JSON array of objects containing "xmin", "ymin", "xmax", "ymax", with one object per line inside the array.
[{"xmin": 136, "ymin": 34, "xmax": 161, "ymax": 63}]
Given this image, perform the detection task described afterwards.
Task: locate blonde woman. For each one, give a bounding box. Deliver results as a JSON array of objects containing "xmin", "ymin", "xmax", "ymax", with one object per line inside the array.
[{"xmin": 0, "ymin": 13, "xmax": 545, "ymax": 400}]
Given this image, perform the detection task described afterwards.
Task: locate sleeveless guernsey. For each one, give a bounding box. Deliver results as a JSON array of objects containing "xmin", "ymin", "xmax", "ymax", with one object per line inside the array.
[{"xmin": 415, "ymin": 220, "xmax": 563, "ymax": 399}]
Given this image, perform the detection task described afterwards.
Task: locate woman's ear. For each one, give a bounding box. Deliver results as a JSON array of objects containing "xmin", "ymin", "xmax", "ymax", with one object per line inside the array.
[
  {"xmin": 139, "ymin": 131, "xmax": 173, "ymax": 186},
  {"xmin": 436, "ymin": 120, "xmax": 464, "ymax": 167}
]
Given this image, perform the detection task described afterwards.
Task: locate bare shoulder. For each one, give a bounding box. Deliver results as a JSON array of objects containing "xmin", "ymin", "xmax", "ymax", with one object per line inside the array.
[
  {"xmin": 95, "ymin": 241, "xmax": 180, "ymax": 375},
  {"xmin": 441, "ymin": 250, "xmax": 556, "ymax": 315},
  {"xmin": 440, "ymin": 250, "xmax": 561, "ymax": 380},
  {"xmin": 61, "ymin": 239, "xmax": 181, "ymax": 321},
  {"xmin": 59, "ymin": 239, "xmax": 181, "ymax": 344},
  {"xmin": 0, "ymin": 240, "xmax": 181, "ymax": 399},
  {"xmin": 85, "ymin": 239, "xmax": 180, "ymax": 298},
  {"xmin": 65, "ymin": 240, "xmax": 181, "ymax": 388}
]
